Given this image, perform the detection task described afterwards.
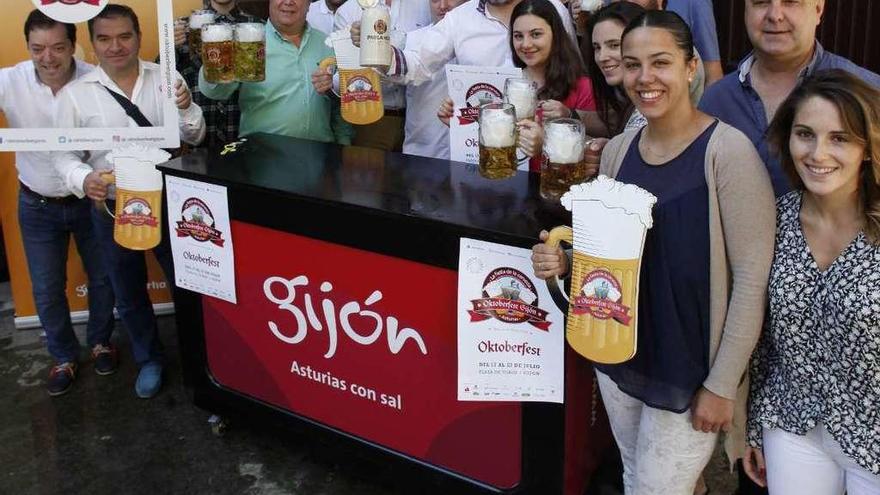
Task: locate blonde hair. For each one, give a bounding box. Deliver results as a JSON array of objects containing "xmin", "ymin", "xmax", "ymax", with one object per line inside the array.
[{"xmin": 768, "ymin": 69, "xmax": 880, "ymax": 244}]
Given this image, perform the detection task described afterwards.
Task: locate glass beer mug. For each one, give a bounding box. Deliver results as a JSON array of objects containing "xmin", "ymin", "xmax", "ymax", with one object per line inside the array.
[
  {"xmin": 234, "ymin": 22, "xmax": 265, "ymax": 82},
  {"xmin": 503, "ymin": 78, "xmax": 537, "ymax": 121},
  {"xmin": 202, "ymin": 23, "xmax": 235, "ymax": 83},
  {"xmin": 478, "ymin": 102, "xmax": 517, "ymax": 179},
  {"xmin": 541, "ymin": 118, "xmax": 587, "ymax": 199},
  {"xmin": 188, "ymin": 9, "xmax": 216, "ymax": 57}
]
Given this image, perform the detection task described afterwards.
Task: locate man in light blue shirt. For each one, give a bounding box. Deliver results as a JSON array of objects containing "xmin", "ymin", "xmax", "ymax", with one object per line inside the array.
[
  {"xmin": 199, "ymin": 0, "xmax": 352, "ymax": 145},
  {"xmin": 700, "ymin": 0, "xmax": 880, "ymax": 197},
  {"xmin": 665, "ymin": 0, "xmax": 722, "ymax": 85}
]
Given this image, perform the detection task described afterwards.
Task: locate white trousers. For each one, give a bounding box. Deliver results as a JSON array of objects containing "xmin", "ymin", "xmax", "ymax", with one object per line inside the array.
[
  {"xmin": 596, "ymin": 371, "xmax": 717, "ymax": 495},
  {"xmin": 763, "ymin": 426, "xmax": 880, "ymax": 495}
]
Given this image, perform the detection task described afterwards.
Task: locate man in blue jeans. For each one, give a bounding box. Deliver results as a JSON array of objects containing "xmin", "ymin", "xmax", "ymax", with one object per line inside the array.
[
  {"xmin": 1, "ymin": 10, "xmax": 115, "ymax": 396},
  {"xmin": 53, "ymin": 5, "xmax": 205, "ymax": 398}
]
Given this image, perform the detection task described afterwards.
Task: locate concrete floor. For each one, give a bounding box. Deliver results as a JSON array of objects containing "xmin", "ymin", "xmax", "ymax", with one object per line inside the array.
[{"xmin": 0, "ymin": 281, "xmax": 738, "ymax": 495}]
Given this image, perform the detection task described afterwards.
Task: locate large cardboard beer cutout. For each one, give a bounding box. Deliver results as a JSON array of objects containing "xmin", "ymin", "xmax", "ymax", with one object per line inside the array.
[
  {"xmin": 544, "ymin": 176, "xmax": 657, "ymax": 364},
  {"xmin": 102, "ymin": 146, "xmax": 171, "ymax": 251},
  {"xmin": 319, "ymin": 30, "xmax": 384, "ymax": 125}
]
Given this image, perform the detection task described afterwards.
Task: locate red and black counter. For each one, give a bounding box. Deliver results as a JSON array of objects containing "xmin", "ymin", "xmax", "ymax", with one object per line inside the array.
[{"xmin": 158, "ymin": 133, "xmax": 612, "ymax": 494}]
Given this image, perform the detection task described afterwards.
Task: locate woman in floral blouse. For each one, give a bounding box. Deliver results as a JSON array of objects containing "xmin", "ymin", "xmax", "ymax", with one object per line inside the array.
[{"xmin": 745, "ymin": 69, "xmax": 880, "ymax": 494}]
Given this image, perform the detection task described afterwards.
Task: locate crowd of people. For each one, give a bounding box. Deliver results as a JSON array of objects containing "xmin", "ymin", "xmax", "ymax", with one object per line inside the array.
[{"xmin": 1, "ymin": 0, "xmax": 878, "ymax": 494}]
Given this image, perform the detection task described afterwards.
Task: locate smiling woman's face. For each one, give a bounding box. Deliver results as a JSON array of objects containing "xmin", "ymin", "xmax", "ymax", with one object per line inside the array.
[
  {"xmin": 512, "ymin": 14, "xmax": 553, "ymax": 69},
  {"xmin": 592, "ymin": 19, "xmax": 624, "ymax": 86},
  {"xmin": 789, "ymin": 95, "xmax": 867, "ymax": 199}
]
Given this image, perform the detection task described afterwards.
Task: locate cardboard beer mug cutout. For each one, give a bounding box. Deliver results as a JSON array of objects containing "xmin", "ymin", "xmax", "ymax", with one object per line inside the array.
[
  {"xmin": 101, "ymin": 146, "xmax": 171, "ymax": 251},
  {"xmin": 544, "ymin": 176, "xmax": 657, "ymax": 364},
  {"xmin": 319, "ymin": 29, "xmax": 384, "ymax": 125}
]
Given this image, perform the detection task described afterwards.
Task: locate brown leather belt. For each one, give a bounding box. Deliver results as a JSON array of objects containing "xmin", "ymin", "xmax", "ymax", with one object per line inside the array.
[{"xmin": 19, "ymin": 181, "xmax": 80, "ymax": 205}]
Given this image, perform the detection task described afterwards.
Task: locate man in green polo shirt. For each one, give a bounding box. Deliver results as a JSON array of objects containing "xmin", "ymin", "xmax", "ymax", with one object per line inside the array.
[{"xmin": 199, "ymin": 0, "xmax": 352, "ymax": 145}]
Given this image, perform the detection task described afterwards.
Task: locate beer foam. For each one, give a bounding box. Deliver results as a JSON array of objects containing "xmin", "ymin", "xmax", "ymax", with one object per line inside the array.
[
  {"xmin": 544, "ymin": 124, "xmax": 584, "ymax": 164},
  {"xmin": 506, "ymin": 85, "xmax": 536, "ymax": 120},
  {"xmin": 189, "ymin": 11, "xmax": 216, "ymax": 29},
  {"xmin": 235, "ymin": 23, "xmax": 264, "ymax": 42},
  {"xmin": 202, "ymin": 23, "xmax": 233, "ymax": 42},
  {"xmin": 480, "ymin": 111, "xmax": 516, "ymax": 148},
  {"xmin": 561, "ymin": 175, "xmax": 657, "ymax": 228}
]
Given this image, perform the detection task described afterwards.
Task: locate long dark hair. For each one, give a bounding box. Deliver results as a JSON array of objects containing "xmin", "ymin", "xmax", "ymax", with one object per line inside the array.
[
  {"xmin": 768, "ymin": 69, "xmax": 880, "ymax": 244},
  {"xmin": 510, "ymin": 0, "xmax": 583, "ymax": 102},
  {"xmin": 584, "ymin": 1, "xmax": 644, "ymax": 135}
]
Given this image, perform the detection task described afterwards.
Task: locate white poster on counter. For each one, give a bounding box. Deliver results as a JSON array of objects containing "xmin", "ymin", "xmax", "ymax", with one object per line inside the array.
[
  {"xmin": 457, "ymin": 237, "xmax": 564, "ymax": 403},
  {"xmin": 165, "ymin": 176, "xmax": 237, "ymax": 303},
  {"xmin": 445, "ymin": 65, "xmax": 522, "ymax": 164}
]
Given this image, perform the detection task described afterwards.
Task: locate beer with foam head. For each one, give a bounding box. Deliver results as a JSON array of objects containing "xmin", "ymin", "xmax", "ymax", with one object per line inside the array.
[
  {"xmin": 202, "ymin": 23, "xmax": 235, "ymax": 83},
  {"xmin": 188, "ymin": 10, "xmax": 215, "ymax": 58},
  {"xmin": 504, "ymin": 78, "xmax": 537, "ymax": 120},
  {"xmin": 234, "ymin": 22, "xmax": 266, "ymax": 82},
  {"xmin": 478, "ymin": 103, "xmax": 517, "ymax": 179},
  {"xmin": 541, "ymin": 118, "xmax": 587, "ymax": 199}
]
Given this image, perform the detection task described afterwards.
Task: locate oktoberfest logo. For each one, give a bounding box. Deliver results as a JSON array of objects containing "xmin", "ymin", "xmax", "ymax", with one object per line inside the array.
[
  {"xmin": 33, "ymin": 0, "xmax": 108, "ymax": 24},
  {"xmin": 572, "ymin": 269, "xmax": 632, "ymax": 325},
  {"xmin": 117, "ymin": 198, "xmax": 158, "ymax": 227},
  {"xmin": 175, "ymin": 198, "xmax": 225, "ymax": 246},
  {"xmin": 342, "ymin": 75, "xmax": 380, "ymax": 104},
  {"xmin": 467, "ymin": 267, "xmax": 551, "ymax": 331},
  {"xmin": 373, "ymin": 19, "xmax": 388, "ymax": 35},
  {"xmin": 41, "ymin": 0, "xmax": 100, "ymax": 4},
  {"xmin": 457, "ymin": 83, "xmax": 502, "ymax": 125}
]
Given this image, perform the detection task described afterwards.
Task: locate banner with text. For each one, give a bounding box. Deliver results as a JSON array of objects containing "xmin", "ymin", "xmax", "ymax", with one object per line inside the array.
[
  {"xmin": 166, "ymin": 176, "xmax": 236, "ymax": 303},
  {"xmin": 445, "ymin": 64, "xmax": 521, "ymax": 165},
  {"xmin": 201, "ymin": 222, "xmax": 522, "ymax": 489},
  {"xmin": 457, "ymin": 238, "xmax": 564, "ymax": 403}
]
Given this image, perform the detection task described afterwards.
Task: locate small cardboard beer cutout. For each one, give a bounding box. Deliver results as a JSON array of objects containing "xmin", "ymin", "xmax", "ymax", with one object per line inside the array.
[
  {"xmin": 100, "ymin": 146, "xmax": 171, "ymax": 251},
  {"xmin": 544, "ymin": 176, "xmax": 657, "ymax": 364},
  {"xmin": 319, "ymin": 29, "xmax": 384, "ymax": 125}
]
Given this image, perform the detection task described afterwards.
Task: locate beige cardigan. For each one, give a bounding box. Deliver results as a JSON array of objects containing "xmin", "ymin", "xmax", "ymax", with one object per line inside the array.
[{"xmin": 599, "ymin": 121, "xmax": 776, "ymax": 460}]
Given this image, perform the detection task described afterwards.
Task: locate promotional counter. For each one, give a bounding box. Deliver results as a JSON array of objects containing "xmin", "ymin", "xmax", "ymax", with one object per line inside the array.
[{"xmin": 159, "ymin": 133, "xmax": 612, "ymax": 494}]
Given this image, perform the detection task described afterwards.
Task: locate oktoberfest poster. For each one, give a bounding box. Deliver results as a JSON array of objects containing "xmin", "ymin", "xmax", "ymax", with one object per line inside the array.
[
  {"xmin": 165, "ymin": 176, "xmax": 237, "ymax": 303},
  {"xmin": 445, "ymin": 65, "xmax": 521, "ymax": 165},
  {"xmin": 457, "ymin": 238, "xmax": 564, "ymax": 403}
]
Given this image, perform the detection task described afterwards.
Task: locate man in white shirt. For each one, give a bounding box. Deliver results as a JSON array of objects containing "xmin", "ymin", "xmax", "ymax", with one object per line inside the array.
[
  {"xmin": 386, "ymin": 0, "xmax": 577, "ymax": 86},
  {"xmin": 401, "ymin": 0, "xmax": 467, "ymax": 159},
  {"xmin": 1, "ymin": 10, "xmax": 113, "ymax": 397},
  {"xmin": 331, "ymin": 0, "xmax": 432, "ymax": 151},
  {"xmin": 306, "ymin": 0, "xmax": 346, "ymax": 34},
  {"xmin": 53, "ymin": 4, "xmax": 206, "ymax": 399}
]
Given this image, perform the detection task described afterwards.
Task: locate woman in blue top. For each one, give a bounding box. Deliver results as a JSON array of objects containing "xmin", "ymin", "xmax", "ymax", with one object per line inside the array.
[{"xmin": 533, "ymin": 11, "xmax": 776, "ymax": 494}]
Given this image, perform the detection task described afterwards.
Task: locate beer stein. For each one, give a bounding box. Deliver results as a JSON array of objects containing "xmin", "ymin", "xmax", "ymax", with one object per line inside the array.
[
  {"xmin": 100, "ymin": 148, "xmax": 171, "ymax": 251},
  {"xmin": 202, "ymin": 23, "xmax": 235, "ymax": 83},
  {"xmin": 503, "ymin": 78, "xmax": 537, "ymax": 121},
  {"xmin": 188, "ymin": 9, "xmax": 216, "ymax": 57},
  {"xmin": 543, "ymin": 177, "xmax": 657, "ymax": 364},
  {"xmin": 478, "ymin": 102, "xmax": 517, "ymax": 179},
  {"xmin": 359, "ymin": 1, "xmax": 392, "ymax": 69},
  {"xmin": 234, "ymin": 22, "xmax": 266, "ymax": 82},
  {"xmin": 541, "ymin": 118, "xmax": 587, "ymax": 200},
  {"xmin": 318, "ymin": 57, "xmax": 384, "ymax": 125}
]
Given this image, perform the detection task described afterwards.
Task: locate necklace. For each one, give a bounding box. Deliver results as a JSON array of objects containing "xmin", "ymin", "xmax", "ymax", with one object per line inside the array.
[{"xmin": 639, "ymin": 121, "xmax": 702, "ymax": 161}]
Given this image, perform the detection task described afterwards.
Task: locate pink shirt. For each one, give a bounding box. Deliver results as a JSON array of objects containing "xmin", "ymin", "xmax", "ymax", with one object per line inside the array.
[{"xmin": 529, "ymin": 76, "xmax": 596, "ymax": 172}]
